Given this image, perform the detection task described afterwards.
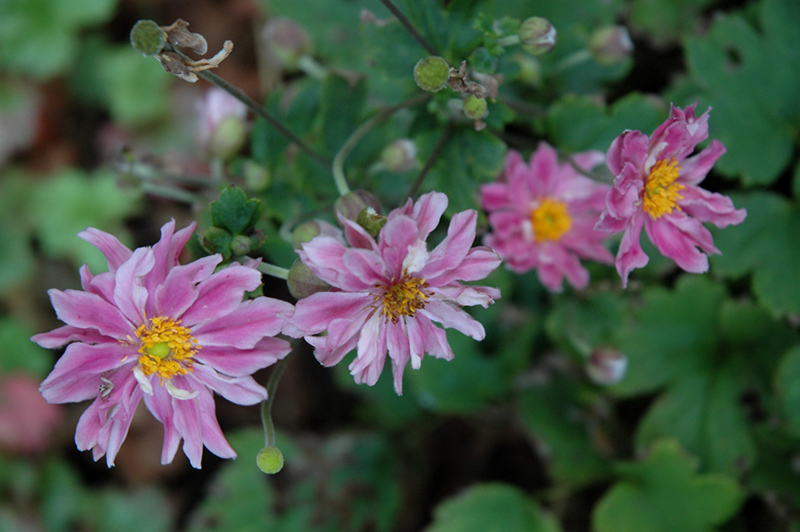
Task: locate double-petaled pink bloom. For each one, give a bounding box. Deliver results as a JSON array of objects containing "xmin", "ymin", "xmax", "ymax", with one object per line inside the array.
[
  {"xmin": 33, "ymin": 221, "xmax": 292, "ymax": 468},
  {"xmin": 595, "ymin": 103, "xmax": 746, "ymax": 286},
  {"xmin": 287, "ymin": 192, "xmax": 501, "ymax": 394},
  {"xmin": 480, "ymin": 143, "xmax": 614, "ymax": 292}
]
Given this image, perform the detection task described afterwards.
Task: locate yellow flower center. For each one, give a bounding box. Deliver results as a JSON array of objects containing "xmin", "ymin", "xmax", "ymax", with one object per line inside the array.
[
  {"xmin": 643, "ymin": 158, "xmax": 684, "ymax": 219},
  {"xmin": 135, "ymin": 316, "xmax": 199, "ymax": 382},
  {"xmin": 530, "ymin": 198, "xmax": 571, "ymax": 242},
  {"xmin": 376, "ymin": 276, "xmax": 430, "ymax": 323}
]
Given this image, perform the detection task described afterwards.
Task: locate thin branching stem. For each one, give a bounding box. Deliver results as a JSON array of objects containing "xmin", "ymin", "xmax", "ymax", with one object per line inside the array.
[
  {"xmin": 332, "ymin": 92, "xmax": 430, "ymax": 197},
  {"xmin": 261, "ymin": 356, "xmax": 290, "ymax": 447},
  {"xmin": 408, "ymin": 123, "xmax": 452, "ymax": 198},
  {"xmin": 379, "ymin": 0, "xmax": 439, "ymax": 56}
]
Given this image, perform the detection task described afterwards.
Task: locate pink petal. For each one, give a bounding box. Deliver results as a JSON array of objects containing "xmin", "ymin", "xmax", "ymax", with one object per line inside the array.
[
  {"xmin": 480, "ymin": 182, "xmax": 511, "ymax": 210},
  {"xmin": 422, "ymin": 210, "xmax": 478, "ymax": 280},
  {"xmin": 433, "ymin": 285, "xmax": 501, "ymax": 308},
  {"xmin": 380, "ymin": 215, "xmax": 422, "ymax": 276},
  {"xmin": 195, "ymin": 337, "xmax": 291, "ymax": 377},
  {"xmin": 40, "ymin": 342, "xmax": 137, "ymax": 403},
  {"xmin": 680, "ymin": 185, "xmax": 747, "ymax": 228},
  {"xmin": 290, "ymin": 291, "xmax": 374, "ymax": 335},
  {"xmin": 196, "ymin": 390, "xmax": 236, "ymax": 460},
  {"xmin": 645, "ymin": 214, "xmax": 713, "ymax": 273},
  {"xmin": 178, "ymin": 260, "xmax": 261, "ymax": 325},
  {"xmin": 143, "ymin": 388, "xmax": 181, "ymax": 465},
  {"xmin": 419, "ymin": 300, "xmax": 485, "ymax": 340},
  {"xmin": 113, "ymin": 247, "xmax": 154, "ymax": 326},
  {"xmin": 528, "ymin": 142, "xmax": 560, "ymax": 193},
  {"xmin": 604, "ymin": 162, "xmax": 644, "ymax": 222},
  {"xmin": 190, "ymin": 365, "xmax": 267, "ymax": 405},
  {"xmin": 410, "ymin": 191, "xmax": 448, "ymax": 241},
  {"xmin": 386, "ymin": 321, "xmax": 410, "ymax": 393},
  {"xmin": 78, "ymin": 227, "xmax": 132, "ymax": 273},
  {"xmin": 615, "ymin": 212, "xmax": 649, "ymax": 287},
  {"xmin": 153, "ymin": 255, "xmax": 221, "ymax": 319},
  {"xmin": 171, "ymin": 390, "xmax": 204, "ymax": 468},
  {"xmin": 350, "ymin": 313, "xmax": 387, "ymax": 386},
  {"xmin": 49, "ymin": 289, "xmax": 135, "ymax": 340},
  {"xmin": 418, "ymin": 316, "xmax": 454, "ymax": 361},
  {"xmin": 300, "ymin": 236, "xmax": 358, "ymax": 288},
  {"xmin": 679, "ymin": 140, "xmax": 726, "ymax": 186},
  {"xmin": 341, "ymin": 248, "xmax": 388, "ymax": 287},
  {"xmin": 426, "ymin": 247, "xmax": 501, "ymax": 286},
  {"xmin": 31, "ymin": 325, "xmax": 107, "ymax": 349},
  {"xmin": 193, "ymin": 297, "xmax": 293, "ymax": 349},
  {"xmin": 340, "ymin": 214, "xmax": 379, "ymax": 251},
  {"xmin": 309, "ymin": 308, "xmax": 373, "ymax": 367},
  {"xmin": 607, "ymin": 130, "xmax": 649, "ymax": 177}
]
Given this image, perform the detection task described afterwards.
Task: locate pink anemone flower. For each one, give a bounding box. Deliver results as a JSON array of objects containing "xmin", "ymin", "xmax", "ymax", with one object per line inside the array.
[
  {"xmin": 32, "ymin": 220, "xmax": 293, "ymax": 468},
  {"xmin": 595, "ymin": 103, "xmax": 746, "ymax": 286},
  {"xmin": 287, "ymin": 192, "xmax": 501, "ymax": 395},
  {"xmin": 480, "ymin": 143, "xmax": 613, "ymax": 291}
]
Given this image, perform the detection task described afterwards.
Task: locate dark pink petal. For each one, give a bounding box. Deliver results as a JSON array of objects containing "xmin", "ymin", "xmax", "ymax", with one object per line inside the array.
[
  {"xmin": 680, "ymin": 185, "xmax": 747, "ymax": 228},
  {"xmin": 40, "ymin": 342, "xmax": 137, "ymax": 403},
  {"xmin": 112, "ymin": 247, "xmax": 154, "ymax": 326},
  {"xmin": 410, "ymin": 191, "xmax": 448, "ymax": 241},
  {"xmin": 191, "ymin": 365, "xmax": 267, "ymax": 405},
  {"xmin": 480, "ymin": 182, "xmax": 511, "ymax": 210},
  {"xmin": 341, "ymin": 248, "xmax": 388, "ymax": 287},
  {"xmin": 420, "ymin": 300, "xmax": 485, "ymax": 340},
  {"xmin": 49, "ymin": 289, "xmax": 135, "ymax": 340},
  {"xmin": 380, "ymin": 215, "xmax": 421, "ymax": 276},
  {"xmin": 604, "ymin": 162, "xmax": 644, "ymax": 222},
  {"xmin": 78, "ymin": 227, "xmax": 132, "ymax": 273},
  {"xmin": 31, "ymin": 325, "xmax": 107, "ymax": 349},
  {"xmin": 195, "ymin": 337, "xmax": 291, "ymax": 377},
  {"xmin": 422, "ymin": 210, "xmax": 478, "ymax": 280},
  {"xmin": 607, "ymin": 130, "xmax": 649, "ymax": 177},
  {"xmin": 615, "ymin": 212, "xmax": 649, "ymax": 287},
  {"xmin": 177, "ymin": 260, "xmax": 260, "ymax": 325},
  {"xmin": 309, "ymin": 308, "xmax": 373, "ymax": 367},
  {"xmin": 571, "ymin": 150, "xmax": 605, "ymax": 173},
  {"xmin": 426, "ymin": 247, "xmax": 501, "ymax": 286},
  {"xmin": 645, "ymin": 216, "xmax": 716, "ymax": 273},
  {"xmin": 290, "ymin": 291, "xmax": 374, "ymax": 335},
  {"xmin": 529, "ymin": 142, "xmax": 560, "ymax": 193},
  {"xmin": 544, "ymin": 245, "xmax": 589, "ymax": 291},
  {"xmin": 350, "ymin": 313, "xmax": 388, "ymax": 386},
  {"xmin": 192, "ymin": 297, "xmax": 294, "ymax": 349},
  {"xmin": 171, "ymin": 389, "xmax": 204, "ymax": 468},
  {"xmin": 679, "ymin": 140, "xmax": 726, "ymax": 186},
  {"xmin": 80, "ymin": 267, "xmax": 116, "ymax": 303},
  {"xmin": 153, "ymin": 255, "xmax": 221, "ymax": 319}
]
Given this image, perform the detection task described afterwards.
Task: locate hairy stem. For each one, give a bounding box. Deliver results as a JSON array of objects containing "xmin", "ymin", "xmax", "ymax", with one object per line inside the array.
[{"xmin": 379, "ymin": 0, "xmax": 439, "ymax": 56}]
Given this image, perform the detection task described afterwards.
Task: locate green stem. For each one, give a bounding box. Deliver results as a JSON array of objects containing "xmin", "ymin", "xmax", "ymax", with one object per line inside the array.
[
  {"xmin": 379, "ymin": 0, "xmax": 438, "ymax": 56},
  {"xmin": 495, "ymin": 35, "xmax": 521, "ymax": 47},
  {"xmin": 261, "ymin": 356, "xmax": 290, "ymax": 447},
  {"xmin": 256, "ymin": 261, "xmax": 290, "ymax": 280},
  {"xmin": 168, "ymin": 45, "xmax": 330, "ymax": 168},
  {"xmin": 554, "ymin": 49, "xmax": 592, "ymax": 73},
  {"xmin": 141, "ymin": 183, "xmax": 205, "ymax": 204},
  {"xmin": 332, "ymin": 93, "xmax": 430, "ymax": 197},
  {"xmin": 408, "ymin": 123, "xmax": 452, "ymax": 198}
]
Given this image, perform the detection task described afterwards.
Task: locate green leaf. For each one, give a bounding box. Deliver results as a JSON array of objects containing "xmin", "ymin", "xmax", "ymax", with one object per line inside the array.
[
  {"xmin": 546, "ymin": 93, "xmax": 667, "ymax": 153},
  {"xmin": 425, "ymin": 483, "xmax": 562, "ymax": 532},
  {"xmin": 0, "ymin": 317, "xmax": 53, "ymax": 377},
  {"xmin": 210, "ymin": 186, "xmax": 263, "ymax": 236},
  {"xmin": 710, "ymin": 192, "xmax": 800, "ymax": 316},
  {"xmin": 682, "ymin": 0, "xmax": 800, "ymax": 185},
  {"xmin": 40, "ymin": 459, "xmax": 85, "ymax": 532},
  {"xmin": 775, "ymin": 346, "xmax": 800, "ymax": 436},
  {"xmin": 319, "ymin": 73, "xmax": 367, "ymax": 155},
  {"xmin": 629, "ymin": 0, "xmax": 715, "ymax": 43},
  {"xmin": 29, "ymin": 168, "xmax": 141, "ymax": 272},
  {"xmin": 594, "ymin": 440, "xmax": 744, "ymax": 532},
  {"xmin": 84, "ymin": 487, "xmax": 173, "ymax": 532},
  {"xmin": 99, "ymin": 47, "xmax": 171, "ymax": 126}
]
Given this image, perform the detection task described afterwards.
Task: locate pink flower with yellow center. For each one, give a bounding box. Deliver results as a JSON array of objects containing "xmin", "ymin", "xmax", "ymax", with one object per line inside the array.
[
  {"xmin": 32, "ymin": 220, "xmax": 293, "ymax": 468},
  {"xmin": 286, "ymin": 192, "xmax": 502, "ymax": 394},
  {"xmin": 595, "ymin": 103, "xmax": 746, "ymax": 286},
  {"xmin": 480, "ymin": 143, "xmax": 614, "ymax": 291}
]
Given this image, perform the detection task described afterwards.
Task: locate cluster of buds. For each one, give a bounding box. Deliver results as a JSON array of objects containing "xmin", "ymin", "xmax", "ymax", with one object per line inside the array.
[{"xmin": 130, "ymin": 19, "xmax": 234, "ymax": 82}]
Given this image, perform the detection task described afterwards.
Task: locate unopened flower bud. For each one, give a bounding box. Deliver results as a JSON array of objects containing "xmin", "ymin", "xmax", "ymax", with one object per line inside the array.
[
  {"xmin": 210, "ymin": 115, "xmax": 247, "ymax": 160},
  {"xmin": 243, "ymin": 160, "xmax": 270, "ymax": 191},
  {"xmin": 413, "ymin": 56, "xmax": 450, "ymax": 92},
  {"xmin": 586, "ymin": 347, "xmax": 627, "ymax": 386},
  {"xmin": 334, "ymin": 190, "xmax": 381, "ymax": 223},
  {"xmin": 256, "ymin": 446, "xmax": 284, "ymax": 474},
  {"xmin": 130, "ymin": 20, "xmax": 166, "ymax": 57},
  {"xmin": 291, "ymin": 221, "xmax": 323, "ymax": 249},
  {"xmin": 589, "ymin": 26, "xmax": 633, "ymax": 65},
  {"xmin": 519, "ymin": 17, "xmax": 556, "ymax": 56},
  {"xmin": 356, "ymin": 207, "xmax": 387, "ymax": 239},
  {"xmin": 463, "ymin": 95, "xmax": 488, "ymax": 120},
  {"xmin": 197, "ymin": 88, "xmax": 248, "ymax": 159},
  {"xmin": 261, "ymin": 17, "xmax": 312, "ymax": 70},
  {"xmin": 287, "ymin": 259, "xmax": 331, "ymax": 299},
  {"xmin": 380, "ymin": 139, "xmax": 418, "ymax": 173},
  {"xmin": 230, "ymin": 235, "xmax": 252, "ymax": 256}
]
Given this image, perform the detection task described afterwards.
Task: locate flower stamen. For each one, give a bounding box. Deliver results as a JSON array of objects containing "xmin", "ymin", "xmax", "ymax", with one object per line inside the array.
[
  {"xmin": 531, "ymin": 198, "xmax": 571, "ymax": 242},
  {"xmin": 135, "ymin": 316, "xmax": 199, "ymax": 383},
  {"xmin": 375, "ymin": 276, "xmax": 430, "ymax": 323},
  {"xmin": 644, "ymin": 158, "xmax": 684, "ymax": 219}
]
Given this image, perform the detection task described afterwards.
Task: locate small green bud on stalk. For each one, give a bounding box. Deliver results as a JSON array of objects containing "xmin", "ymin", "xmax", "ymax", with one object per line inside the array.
[
  {"xmin": 256, "ymin": 446, "xmax": 284, "ymax": 474},
  {"xmin": 356, "ymin": 207, "xmax": 387, "ymax": 239},
  {"xmin": 413, "ymin": 56, "xmax": 450, "ymax": 92},
  {"xmin": 287, "ymin": 259, "xmax": 331, "ymax": 299},
  {"xmin": 463, "ymin": 95, "xmax": 488, "ymax": 120},
  {"xmin": 291, "ymin": 221, "xmax": 325, "ymax": 249},
  {"xmin": 130, "ymin": 20, "xmax": 166, "ymax": 57},
  {"xmin": 519, "ymin": 17, "xmax": 556, "ymax": 56},
  {"xmin": 202, "ymin": 227, "xmax": 232, "ymax": 258},
  {"xmin": 230, "ymin": 235, "xmax": 252, "ymax": 256}
]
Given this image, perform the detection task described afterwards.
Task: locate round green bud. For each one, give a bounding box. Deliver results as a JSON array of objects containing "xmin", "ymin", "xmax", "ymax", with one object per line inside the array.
[
  {"xmin": 209, "ymin": 115, "xmax": 248, "ymax": 161},
  {"xmin": 256, "ymin": 446, "xmax": 284, "ymax": 474},
  {"xmin": 356, "ymin": 207, "xmax": 387, "ymax": 239},
  {"xmin": 334, "ymin": 190, "xmax": 381, "ymax": 223},
  {"xmin": 519, "ymin": 17, "xmax": 556, "ymax": 56},
  {"xmin": 380, "ymin": 139, "xmax": 418, "ymax": 173},
  {"xmin": 413, "ymin": 56, "xmax": 450, "ymax": 92},
  {"xmin": 230, "ymin": 234, "xmax": 253, "ymax": 256},
  {"xmin": 291, "ymin": 221, "xmax": 324, "ymax": 249},
  {"xmin": 130, "ymin": 20, "xmax": 166, "ymax": 57},
  {"xmin": 462, "ymin": 95, "xmax": 488, "ymax": 120},
  {"xmin": 287, "ymin": 259, "xmax": 331, "ymax": 299},
  {"xmin": 589, "ymin": 26, "xmax": 633, "ymax": 65}
]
